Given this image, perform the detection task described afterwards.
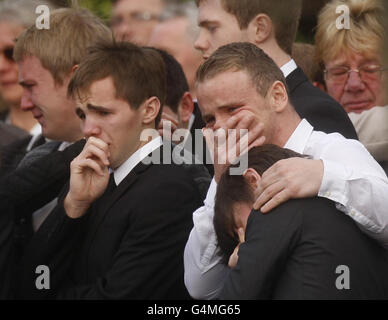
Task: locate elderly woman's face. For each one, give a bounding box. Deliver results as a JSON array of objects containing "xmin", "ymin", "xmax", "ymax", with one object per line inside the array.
[{"xmin": 324, "ymin": 51, "xmax": 386, "ymax": 113}]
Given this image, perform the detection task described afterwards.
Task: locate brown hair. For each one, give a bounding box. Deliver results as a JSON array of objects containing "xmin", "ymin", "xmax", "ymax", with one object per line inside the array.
[
  {"xmin": 292, "ymin": 43, "xmax": 319, "ymax": 82},
  {"xmin": 195, "ymin": 0, "xmax": 302, "ymax": 55},
  {"xmin": 196, "ymin": 42, "xmax": 287, "ymax": 97},
  {"xmin": 14, "ymin": 8, "xmax": 113, "ymax": 85},
  {"xmin": 68, "ymin": 41, "xmax": 166, "ymax": 127},
  {"xmin": 214, "ymin": 144, "xmax": 304, "ymax": 263}
]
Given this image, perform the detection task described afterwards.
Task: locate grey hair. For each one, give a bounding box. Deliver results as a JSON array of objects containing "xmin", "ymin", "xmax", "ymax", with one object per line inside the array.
[
  {"xmin": 159, "ymin": 1, "xmax": 199, "ymax": 40},
  {"xmin": 0, "ymin": 0, "xmax": 57, "ymax": 27}
]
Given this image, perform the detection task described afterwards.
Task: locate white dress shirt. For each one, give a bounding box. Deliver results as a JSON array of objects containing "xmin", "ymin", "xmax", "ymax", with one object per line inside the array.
[
  {"xmin": 113, "ymin": 136, "xmax": 163, "ymax": 186},
  {"xmin": 184, "ymin": 119, "xmax": 388, "ymax": 299},
  {"xmin": 280, "ymin": 59, "xmax": 298, "ymax": 78}
]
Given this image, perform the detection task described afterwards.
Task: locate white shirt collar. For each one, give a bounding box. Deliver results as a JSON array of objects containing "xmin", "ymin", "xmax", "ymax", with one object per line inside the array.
[
  {"xmin": 113, "ymin": 136, "xmax": 163, "ymax": 186},
  {"xmin": 284, "ymin": 119, "xmax": 314, "ymax": 154},
  {"xmin": 29, "ymin": 123, "xmax": 42, "ymax": 136},
  {"xmin": 280, "ymin": 59, "xmax": 297, "ymax": 78}
]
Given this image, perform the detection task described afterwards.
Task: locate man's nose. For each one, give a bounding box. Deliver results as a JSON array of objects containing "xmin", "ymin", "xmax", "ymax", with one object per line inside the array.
[
  {"xmin": 194, "ymin": 30, "xmax": 209, "ymax": 54},
  {"xmin": 83, "ymin": 119, "xmax": 101, "ymax": 139},
  {"xmin": 20, "ymin": 90, "xmax": 34, "ymax": 111},
  {"xmin": 114, "ymin": 23, "xmax": 134, "ymax": 42}
]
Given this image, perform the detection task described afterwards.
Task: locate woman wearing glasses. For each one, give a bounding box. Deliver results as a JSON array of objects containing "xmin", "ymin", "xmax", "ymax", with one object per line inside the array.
[{"xmin": 315, "ymin": 0, "xmax": 388, "ymax": 170}]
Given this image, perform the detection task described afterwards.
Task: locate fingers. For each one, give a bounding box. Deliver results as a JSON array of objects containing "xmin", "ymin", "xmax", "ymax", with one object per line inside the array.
[
  {"xmin": 83, "ymin": 144, "xmax": 110, "ymax": 167},
  {"xmin": 228, "ymin": 244, "xmax": 240, "ymax": 269},
  {"xmin": 72, "ymin": 137, "xmax": 110, "ymax": 176},
  {"xmin": 82, "ymin": 137, "xmax": 110, "ymax": 166},
  {"xmin": 161, "ymin": 111, "xmax": 179, "ymax": 126},
  {"xmin": 75, "ymin": 158, "xmax": 108, "ymax": 177},
  {"xmin": 237, "ymin": 227, "xmax": 245, "ymax": 244},
  {"xmin": 260, "ymin": 189, "xmax": 291, "ymax": 213},
  {"xmin": 158, "ymin": 115, "xmax": 179, "ymax": 138},
  {"xmin": 253, "ymin": 180, "xmax": 285, "ymax": 211}
]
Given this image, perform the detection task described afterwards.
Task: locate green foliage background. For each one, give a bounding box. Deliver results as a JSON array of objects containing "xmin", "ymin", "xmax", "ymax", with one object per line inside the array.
[{"xmin": 78, "ymin": 0, "xmax": 191, "ymax": 22}]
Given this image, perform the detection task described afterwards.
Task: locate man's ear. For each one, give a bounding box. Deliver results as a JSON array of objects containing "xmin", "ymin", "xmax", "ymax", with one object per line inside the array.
[
  {"xmin": 178, "ymin": 92, "xmax": 194, "ymax": 124},
  {"xmin": 142, "ymin": 96, "xmax": 161, "ymax": 125},
  {"xmin": 63, "ymin": 64, "xmax": 79, "ymax": 86},
  {"xmin": 243, "ymin": 168, "xmax": 261, "ymax": 190},
  {"xmin": 267, "ymin": 81, "xmax": 288, "ymax": 112},
  {"xmin": 247, "ymin": 13, "xmax": 272, "ymax": 45},
  {"xmin": 71, "ymin": 64, "xmax": 79, "ymax": 73}
]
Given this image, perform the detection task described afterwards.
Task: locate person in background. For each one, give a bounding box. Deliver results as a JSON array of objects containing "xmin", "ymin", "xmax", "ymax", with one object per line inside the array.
[
  {"xmin": 315, "ymin": 0, "xmax": 388, "ymax": 169},
  {"xmin": 153, "ymin": 48, "xmax": 213, "ymax": 174},
  {"xmin": 111, "ymin": 0, "xmax": 167, "ymax": 45},
  {"xmin": 149, "ymin": 1, "xmax": 202, "ymax": 96},
  {"xmin": 315, "ymin": 0, "xmax": 386, "ymax": 114}
]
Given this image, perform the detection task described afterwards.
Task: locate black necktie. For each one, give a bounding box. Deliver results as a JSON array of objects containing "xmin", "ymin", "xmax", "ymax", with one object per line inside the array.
[{"xmin": 105, "ymin": 172, "xmax": 116, "ymax": 195}]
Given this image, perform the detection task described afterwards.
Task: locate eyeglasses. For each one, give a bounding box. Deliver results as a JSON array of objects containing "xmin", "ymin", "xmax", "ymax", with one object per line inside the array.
[
  {"xmin": 324, "ymin": 64, "xmax": 388, "ymax": 84},
  {"xmin": 111, "ymin": 11, "xmax": 160, "ymax": 27},
  {"xmin": 0, "ymin": 46, "xmax": 14, "ymax": 62}
]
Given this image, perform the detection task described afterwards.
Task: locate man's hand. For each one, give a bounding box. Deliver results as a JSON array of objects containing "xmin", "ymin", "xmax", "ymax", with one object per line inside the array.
[
  {"xmin": 158, "ymin": 111, "xmax": 179, "ymax": 140},
  {"xmin": 203, "ymin": 109, "xmax": 266, "ymax": 183},
  {"xmin": 228, "ymin": 228, "xmax": 245, "ymax": 269},
  {"xmin": 253, "ymin": 158, "xmax": 324, "ymax": 213},
  {"xmin": 64, "ymin": 137, "xmax": 111, "ymax": 219}
]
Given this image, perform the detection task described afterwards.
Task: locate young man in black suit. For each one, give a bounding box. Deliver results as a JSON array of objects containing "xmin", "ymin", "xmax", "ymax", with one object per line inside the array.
[
  {"xmin": 214, "ymin": 145, "xmax": 388, "ymax": 299},
  {"xmin": 194, "ymin": 0, "xmax": 357, "ymax": 140},
  {"xmin": 15, "ymin": 41, "xmax": 210, "ymax": 299}
]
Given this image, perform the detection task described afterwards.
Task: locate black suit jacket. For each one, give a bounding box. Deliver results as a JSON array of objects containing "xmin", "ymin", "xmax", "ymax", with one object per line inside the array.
[
  {"xmin": 287, "ymin": 67, "xmax": 358, "ymax": 140},
  {"xmin": 221, "ymin": 197, "xmax": 388, "ymax": 300},
  {"xmin": 0, "ymin": 134, "xmax": 47, "ymax": 178},
  {"xmin": 0, "ymin": 140, "xmax": 85, "ymax": 299},
  {"xmin": 0, "ymin": 122, "xmax": 29, "ymax": 149},
  {"xmin": 16, "ymin": 143, "xmax": 210, "ymax": 299},
  {"xmin": 187, "ymin": 102, "xmax": 214, "ymax": 176}
]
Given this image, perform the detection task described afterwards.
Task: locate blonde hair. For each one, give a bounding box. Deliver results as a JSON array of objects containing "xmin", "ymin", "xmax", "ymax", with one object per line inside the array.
[
  {"xmin": 14, "ymin": 8, "xmax": 113, "ymax": 85},
  {"xmin": 315, "ymin": 0, "xmax": 384, "ymax": 65}
]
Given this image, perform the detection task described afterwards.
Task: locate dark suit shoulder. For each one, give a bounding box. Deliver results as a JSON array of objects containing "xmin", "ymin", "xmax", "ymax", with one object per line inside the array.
[{"xmin": 250, "ymin": 197, "xmax": 388, "ymax": 299}]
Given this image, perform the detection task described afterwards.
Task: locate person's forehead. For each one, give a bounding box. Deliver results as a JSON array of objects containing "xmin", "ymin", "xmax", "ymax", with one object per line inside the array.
[
  {"xmin": 197, "ymin": 70, "xmax": 255, "ymax": 111},
  {"xmin": 113, "ymin": 0, "xmax": 164, "ymax": 15},
  {"xmin": 151, "ymin": 19, "xmax": 187, "ymax": 43},
  {"xmin": 0, "ymin": 22, "xmax": 22, "ymax": 48},
  {"xmin": 198, "ymin": 0, "xmax": 229, "ymax": 21},
  {"xmin": 18, "ymin": 56, "xmax": 50, "ymax": 81},
  {"xmin": 198, "ymin": 69, "xmax": 253, "ymax": 93},
  {"xmin": 327, "ymin": 50, "xmax": 380, "ymax": 67}
]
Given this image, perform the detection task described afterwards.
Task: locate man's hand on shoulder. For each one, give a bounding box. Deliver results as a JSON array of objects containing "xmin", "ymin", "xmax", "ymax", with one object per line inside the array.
[{"xmin": 253, "ymin": 158, "xmax": 324, "ymax": 213}]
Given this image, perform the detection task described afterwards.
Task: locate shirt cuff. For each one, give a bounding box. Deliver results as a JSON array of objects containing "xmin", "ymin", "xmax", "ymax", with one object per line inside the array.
[{"xmin": 318, "ymin": 159, "xmax": 349, "ymax": 206}]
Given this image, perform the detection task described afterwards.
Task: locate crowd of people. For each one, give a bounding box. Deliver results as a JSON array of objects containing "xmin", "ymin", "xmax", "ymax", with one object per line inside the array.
[{"xmin": 0, "ymin": 0, "xmax": 387, "ymax": 300}]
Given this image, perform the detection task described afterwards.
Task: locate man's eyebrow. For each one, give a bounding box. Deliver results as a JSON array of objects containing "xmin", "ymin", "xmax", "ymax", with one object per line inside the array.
[
  {"xmin": 86, "ymin": 103, "xmax": 110, "ymax": 112},
  {"xmin": 217, "ymin": 103, "xmax": 244, "ymax": 110},
  {"xmin": 202, "ymin": 113, "xmax": 214, "ymax": 122},
  {"xmin": 198, "ymin": 19, "xmax": 218, "ymax": 28},
  {"xmin": 18, "ymin": 80, "xmax": 32, "ymax": 87}
]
